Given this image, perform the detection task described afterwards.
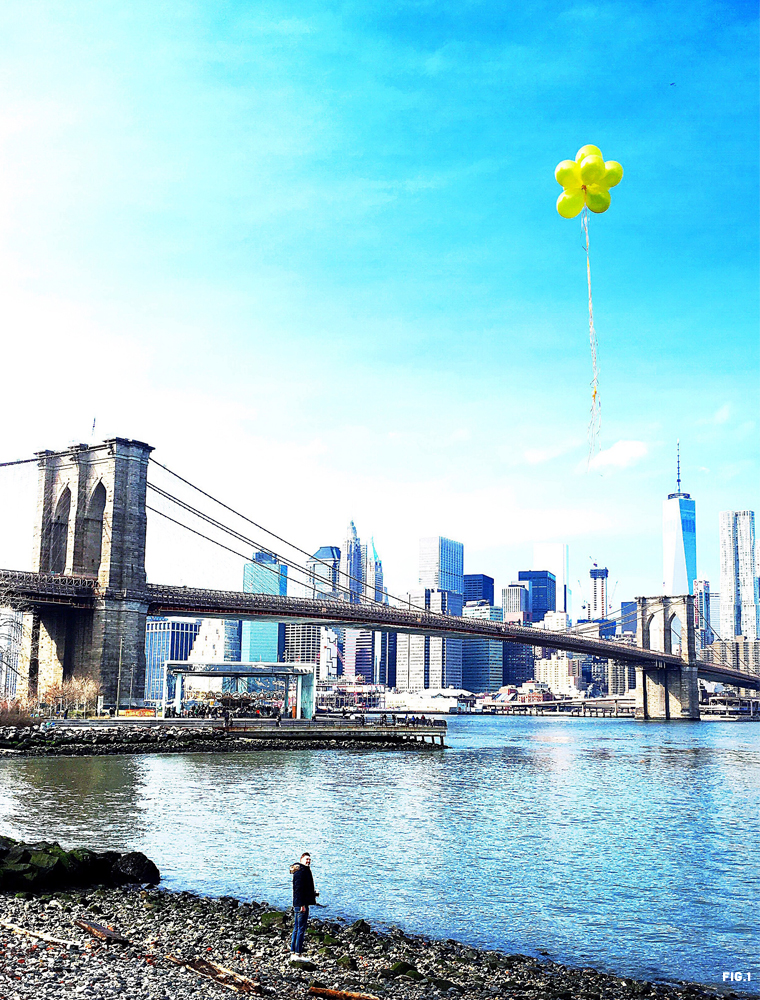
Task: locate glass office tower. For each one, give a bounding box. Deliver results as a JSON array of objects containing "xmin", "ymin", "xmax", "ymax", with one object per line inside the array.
[{"xmin": 241, "ymin": 552, "xmax": 288, "ymax": 662}]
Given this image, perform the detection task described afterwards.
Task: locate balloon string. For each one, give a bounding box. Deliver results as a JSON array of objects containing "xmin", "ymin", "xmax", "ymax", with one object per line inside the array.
[{"xmin": 582, "ymin": 207, "xmax": 600, "ymax": 464}]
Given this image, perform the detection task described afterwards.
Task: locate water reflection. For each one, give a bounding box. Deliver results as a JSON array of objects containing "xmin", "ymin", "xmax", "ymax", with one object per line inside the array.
[{"xmin": 0, "ymin": 718, "xmax": 757, "ymax": 993}]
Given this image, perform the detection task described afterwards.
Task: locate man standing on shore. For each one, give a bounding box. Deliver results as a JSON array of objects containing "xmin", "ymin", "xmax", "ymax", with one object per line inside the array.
[{"xmin": 289, "ymin": 852, "xmax": 318, "ymax": 960}]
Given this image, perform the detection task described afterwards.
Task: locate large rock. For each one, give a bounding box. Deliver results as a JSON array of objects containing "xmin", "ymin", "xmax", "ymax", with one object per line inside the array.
[
  {"xmin": 111, "ymin": 851, "xmax": 160, "ymax": 885},
  {"xmin": 0, "ymin": 836, "xmax": 161, "ymax": 893}
]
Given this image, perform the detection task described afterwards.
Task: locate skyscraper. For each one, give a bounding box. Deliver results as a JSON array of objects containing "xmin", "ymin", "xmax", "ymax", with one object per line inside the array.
[
  {"xmin": 462, "ymin": 601, "xmax": 504, "ymax": 692},
  {"xmin": 719, "ymin": 511, "xmax": 759, "ymax": 640},
  {"xmin": 589, "ymin": 566, "xmax": 608, "ymax": 619},
  {"xmin": 419, "ymin": 537, "xmax": 464, "ymax": 595},
  {"xmin": 395, "ymin": 588, "xmax": 462, "ymax": 691},
  {"xmin": 340, "ymin": 521, "xmax": 363, "ymax": 603},
  {"xmin": 533, "ymin": 543, "xmax": 571, "ymax": 614},
  {"xmin": 361, "ymin": 540, "xmax": 385, "ymax": 604},
  {"xmin": 662, "ymin": 443, "xmax": 697, "ymax": 595},
  {"xmin": 693, "ymin": 579, "xmax": 714, "ymax": 652},
  {"xmin": 464, "ymin": 574, "xmax": 495, "ymax": 606},
  {"xmin": 517, "ymin": 570, "xmax": 556, "ymax": 624},
  {"xmin": 307, "ymin": 546, "xmax": 342, "ymax": 599},
  {"xmin": 241, "ymin": 552, "xmax": 288, "ymax": 662},
  {"xmin": 502, "ymin": 583, "xmax": 531, "ymax": 617},
  {"xmin": 144, "ymin": 617, "xmax": 202, "ymax": 704}
]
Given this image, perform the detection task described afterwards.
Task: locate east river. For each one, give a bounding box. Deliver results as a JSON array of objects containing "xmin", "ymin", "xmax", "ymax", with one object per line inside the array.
[{"xmin": 1, "ymin": 717, "xmax": 758, "ymax": 993}]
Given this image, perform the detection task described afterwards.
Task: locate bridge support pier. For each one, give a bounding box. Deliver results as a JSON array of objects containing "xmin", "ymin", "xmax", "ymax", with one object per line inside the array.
[{"xmin": 634, "ymin": 661, "xmax": 700, "ymax": 720}]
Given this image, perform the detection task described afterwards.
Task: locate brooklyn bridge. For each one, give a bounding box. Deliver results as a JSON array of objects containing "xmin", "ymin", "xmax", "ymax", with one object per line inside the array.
[{"xmin": 2, "ymin": 438, "xmax": 757, "ymax": 721}]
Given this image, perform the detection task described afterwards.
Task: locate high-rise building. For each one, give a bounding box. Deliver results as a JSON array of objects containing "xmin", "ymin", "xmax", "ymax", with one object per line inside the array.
[
  {"xmin": 589, "ymin": 566, "xmax": 609, "ymax": 619},
  {"xmin": 241, "ymin": 552, "xmax": 288, "ymax": 663},
  {"xmin": 502, "ymin": 611, "xmax": 534, "ymax": 686},
  {"xmin": 464, "ymin": 574, "xmax": 495, "ymax": 606},
  {"xmin": 0, "ymin": 609, "xmax": 23, "ymax": 699},
  {"xmin": 361, "ymin": 540, "xmax": 385, "ymax": 604},
  {"xmin": 462, "ymin": 601, "xmax": 503, "ymax": 692},
  {"xmin": 186, "ymin": 618, "xmax": 242, "ymax": 693},
  {"xmin": 619, "ymin": 601, "xmax": 637, "ymax": 636},
  {"xmin": 719, "ymin": 511, "xmax": 759, "ymax": 640},
  {"xmin": 144, "ymin": 617, "xmax": 203, "ymax": 704},
  {"xmin": 693, "ymin": 580, "xmax": 714, "ymax": 652},
  {"xmin": 340, "ymin": 521, "xmax": 363, "ymax": 603},
  {"xmin": 395, "ymin": 588, "xmax": 462, "ymax": 691},
  {"xmin": 533, "ymin": 543, "xmax": 571, "ymax": 614},
  {"xmin": 419, "ymin": 537, "xmax": 464, "ymax": 595},
  {"xmin": 518, "ymin": 570, "xmax": 556, "ymax": 624},
  {"xmin": 534, "ymin": 652, "xmax": 581, "ymax": 696},
  {"xmin": 284, "ymin": 624, "xmax": 322, "ymax": 665},
  {"xmin": 608, "ymin": 659, "xmax": 636, "ymax": 695},
  {"xmin": 663, "ymin": 443, "xmax": 697, "ymax": 595},
  {"xmin": 502, "ymin": 583, "xmax": 531, "ymax": 617},
  {"xmin": 307, "ymin": 546, "xmax": 341, "ymax": 600},
  {"xmin": 344, "ymin": 629, "xmax": 375, "ymax": 683}
]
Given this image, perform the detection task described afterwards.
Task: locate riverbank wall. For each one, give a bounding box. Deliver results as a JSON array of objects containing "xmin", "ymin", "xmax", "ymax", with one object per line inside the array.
[{"xmin": 0, "ymin": 721, "xmax": 447, "ymax": 757}]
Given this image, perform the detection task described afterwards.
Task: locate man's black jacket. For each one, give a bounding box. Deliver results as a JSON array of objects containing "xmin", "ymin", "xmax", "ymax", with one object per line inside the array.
[{"xmin": 291, "ymin": 863, "xmax": 317, "ymax": 907}]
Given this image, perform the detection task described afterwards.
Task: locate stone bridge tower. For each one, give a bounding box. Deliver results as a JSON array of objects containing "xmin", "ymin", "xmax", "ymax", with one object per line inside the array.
[
  {"xmin": 634, "ymin": 595, "xmax": 699, "ymax": 720},
  {"xmin": 19, "ymin": 439, "xmax": 153, "ymax": 707}
]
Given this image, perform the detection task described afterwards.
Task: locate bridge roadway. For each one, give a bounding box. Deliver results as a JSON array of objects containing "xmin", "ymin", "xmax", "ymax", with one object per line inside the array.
[{"xmin": 2, "ymin": 569, "xmax": 758, "ymax": 692}]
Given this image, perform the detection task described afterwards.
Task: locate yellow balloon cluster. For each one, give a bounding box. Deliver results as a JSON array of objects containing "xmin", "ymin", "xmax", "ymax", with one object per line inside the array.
[{"xmin": 555, "ymin": 145, "xmax": 623, "ymax": 218}]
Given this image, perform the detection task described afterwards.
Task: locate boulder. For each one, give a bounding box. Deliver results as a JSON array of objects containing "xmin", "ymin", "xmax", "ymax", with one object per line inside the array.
[{"xmin": 110, "ymin": 851, "xmax": 161, "ymax": 885}]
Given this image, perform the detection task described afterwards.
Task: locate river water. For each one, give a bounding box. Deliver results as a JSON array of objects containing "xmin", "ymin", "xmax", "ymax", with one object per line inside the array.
[{"xmin": 1, "ymin": 717, "xmax": 758, "ymax": 992}]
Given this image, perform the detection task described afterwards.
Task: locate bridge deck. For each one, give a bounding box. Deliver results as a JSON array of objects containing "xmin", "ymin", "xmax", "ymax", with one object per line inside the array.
[{"xmin": 2, "ymin": 569, "xmax": 758, "ymax": 691}]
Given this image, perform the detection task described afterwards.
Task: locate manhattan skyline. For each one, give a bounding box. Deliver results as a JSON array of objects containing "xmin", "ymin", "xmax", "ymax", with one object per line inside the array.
[{"xmin": 0, "ymin": 0, "xmax": 756, "ymax": 604}]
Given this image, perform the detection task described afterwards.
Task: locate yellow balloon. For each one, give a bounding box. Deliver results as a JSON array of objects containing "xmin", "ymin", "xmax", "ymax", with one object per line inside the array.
[
  {"xmin": 584, "ymin": 184, "xmax": 611, "ymax": 213},
  {"xmin": 579, "ymin": 155, "xmax": 606, "ymax": 185},
  {"xmin": 575, "ymin": 144, "xmax": 602, "ymax": 163},
  {"xmin": 555, "ymin": 159, "xmax": 582, "ymax": 188},
  {"xmin": 603, "ymin": 160, "xmax": 624, "ymax": 188},
  {"xmin": 557, "ymin": 188, "xmax": 585, "ymax": 219}
]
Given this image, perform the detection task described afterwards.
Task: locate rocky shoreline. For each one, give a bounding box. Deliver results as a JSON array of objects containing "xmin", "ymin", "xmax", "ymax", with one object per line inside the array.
[
  {"xmin": 0, "ymin": 725, "xmax": 440, "ymax": 758},
  {"xmin": 0, "ymin": 880, "xmax": 749, "ymax": 1000}
]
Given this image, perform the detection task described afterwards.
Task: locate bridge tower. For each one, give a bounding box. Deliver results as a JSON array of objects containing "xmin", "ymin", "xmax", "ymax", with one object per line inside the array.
[
  {"xmin": 19, "ymin": 439, "xmax": 153, "ymax": 707},
  {"xmin": 634, "ymin": 595, "xmax": 699, "ymax": 720}
]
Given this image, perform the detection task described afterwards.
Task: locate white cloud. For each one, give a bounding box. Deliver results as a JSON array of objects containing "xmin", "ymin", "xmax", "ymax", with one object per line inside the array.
[
  {"xmin": 587, "ymin": 440, "xmax": 648, "ymax": 471},
  {"xmin": 713, "ymin": 403, "xmax": 731, "ymax": 424}
]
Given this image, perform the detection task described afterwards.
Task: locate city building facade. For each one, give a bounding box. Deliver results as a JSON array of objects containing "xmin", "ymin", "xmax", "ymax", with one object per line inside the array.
[
  {"xmin": 589, "ymin": 566, "xmax": 609, "ymax": 620},
  {"xmin": 307, "ymin": 546, "xmax": 341, "ymax": 600},
  {"xmin": 241, "ymin": 552, "xmax": 288, "ymax": 663},
  {"xmin": 419, "ymin": 537, "xmax": 464, "ymax": 595},
  {"xmin": 719, "ymin": 510, "xmax": 759, "ymax": 640},
  {"xmin": 518, "ymin": 570, "xmax": 556, "ymax": 624},
  {"xmin": 462, "ymin": 601, "xmax": 504, "ymax": 692},
  {"xmin": 463, "ymin": 574, "xmax": 495, "ymax": 606},
  {"xmin": 340, "ymin": 521, "xmax": 363, "ymax": 603},
  {"xmin": 533, "ymin": 542, "xmax": 572, "ymax": 615},
  {"xmin": 502, "ymin": 583, "xmax": 531, "ymax": 617},
  {"xmin": 396, "ymin": 588, "xmax": 463, "ymax": 691},
  {"xmin": 144, "ymin": 617, "xmax": 203, "ymax": 704}
]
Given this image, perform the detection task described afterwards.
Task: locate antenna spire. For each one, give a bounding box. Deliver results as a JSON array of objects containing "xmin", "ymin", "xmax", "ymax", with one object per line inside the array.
[{"xmin": 676, "ymin": 439, "xmax": 681, "ymax": 493}]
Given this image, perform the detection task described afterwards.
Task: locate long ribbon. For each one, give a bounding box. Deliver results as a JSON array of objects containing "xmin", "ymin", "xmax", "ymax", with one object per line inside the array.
[{"xmin": 582, "ymin": 207, "xmax": 600, "ymax": 462}]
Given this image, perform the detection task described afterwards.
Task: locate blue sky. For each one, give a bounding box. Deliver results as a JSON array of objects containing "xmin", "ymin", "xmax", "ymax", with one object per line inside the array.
[{"xmin": 0, "ymin": 0, "xmax": 757, "ymax": 608}]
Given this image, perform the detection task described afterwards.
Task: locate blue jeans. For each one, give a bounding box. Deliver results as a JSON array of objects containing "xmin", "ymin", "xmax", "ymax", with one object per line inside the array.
[{"xmin": 291, "ymin": 905, "xmax": 309, "ymax": 954}]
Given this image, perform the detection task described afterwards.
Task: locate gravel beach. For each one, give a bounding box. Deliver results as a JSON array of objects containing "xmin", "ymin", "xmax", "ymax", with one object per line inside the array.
[{"xmin": 0, "ymin": 886, "xmax": 746, "ymax": 1000}]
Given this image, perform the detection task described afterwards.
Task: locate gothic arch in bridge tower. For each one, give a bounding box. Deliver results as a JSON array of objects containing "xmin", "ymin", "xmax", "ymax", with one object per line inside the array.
[
  {"xmin": 49, "ymin": 486, "xmax": 71, "ymax": 574},
  {"xmin": 77, "ymin": 481, "xmax": 107, "ymax": 578}
]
